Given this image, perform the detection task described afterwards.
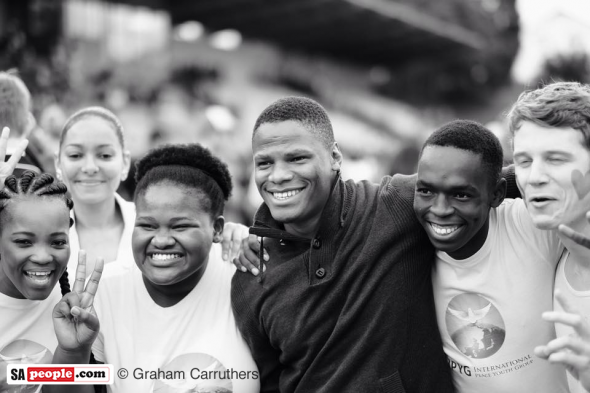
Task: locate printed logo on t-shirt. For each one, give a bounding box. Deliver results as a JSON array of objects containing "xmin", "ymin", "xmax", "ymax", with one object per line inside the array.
[
  {"xmin": 446, "ymin": 293, "xmax": 506, "ymax": 359},
  {"xmin": 153, "ymin": 353, "xmax": 232, "ymax": 392},
  {"xmin": 0, "ymin": 339, "xmax": 53, "ymax": 393}
]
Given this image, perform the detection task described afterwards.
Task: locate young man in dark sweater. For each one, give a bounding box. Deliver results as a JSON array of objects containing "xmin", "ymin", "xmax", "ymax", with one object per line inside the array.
[{"xmin": 231, "ymin": 97, "xmax": 455, "ymax": 392}]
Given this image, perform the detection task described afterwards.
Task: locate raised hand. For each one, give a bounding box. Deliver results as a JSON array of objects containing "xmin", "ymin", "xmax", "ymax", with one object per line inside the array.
[
  {"xmin": 0, "ymin": 126, "xmax": 28, "ymax": 185},
  {"xmin": 232, "ymin": 234, "xmax": 268, "ymax": 276},
  {"xmin": 221, "ymin": 222, "xmax": 250, "ymax": 261},
  {"xmin": 534, "ymin": 290, "xmax": 590, "ymax": 391},
  {"xmin": 53, "ymin": 250, "xmax": 104, "ymax": 352}
]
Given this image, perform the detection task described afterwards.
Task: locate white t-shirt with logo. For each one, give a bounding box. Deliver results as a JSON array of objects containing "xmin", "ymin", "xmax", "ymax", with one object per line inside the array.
[
  {"xmin": 0, "ymin": 285, "xmax": 61, "ymax": 393},
  {"xmin": 92, "ymin": 244, "xmax": 260, "ymax": 393},
  {"xmin": 432, "ymin": 198, "xmax": 568, "ymax": 393},
  {"xmin": 554, "ymin": 251, "xmax": 590, "ymax": 393}
]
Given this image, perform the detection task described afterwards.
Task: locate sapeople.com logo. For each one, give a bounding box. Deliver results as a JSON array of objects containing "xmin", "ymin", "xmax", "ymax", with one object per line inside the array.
[{"xmin": 7, "ymin": 364, "xmax": 114, "ymax": 385}]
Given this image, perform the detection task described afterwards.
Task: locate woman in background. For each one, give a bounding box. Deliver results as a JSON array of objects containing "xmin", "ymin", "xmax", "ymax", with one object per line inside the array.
[{"xmin": 56, "ymin": 107, "xmax": 133, "ymax": 280}]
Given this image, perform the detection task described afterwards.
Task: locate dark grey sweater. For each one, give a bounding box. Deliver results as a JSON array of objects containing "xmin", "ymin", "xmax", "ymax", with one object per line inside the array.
[{"xmin": 232, "ymin": 175, "xmax": 455, "ymax": 393}]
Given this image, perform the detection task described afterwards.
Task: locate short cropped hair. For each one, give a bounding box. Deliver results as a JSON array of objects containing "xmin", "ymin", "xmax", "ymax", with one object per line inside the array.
[
  {"xmin": 507, "ymin": 82, "xmax": 590, "ymax": 149},
  {"xmin": 253, "ymin": 97, "xmax": 335, "ymax": 148},
  {"xmin": 0, "ymin": 72, "xmax": 31, "ymax": 136},
  {"xmin": 134, "ymin": 144, "xmax": 232, "ymax": 218},
  {"xmin": 421, "ymin": 120, "xmax": 503, "ymax": 188}
]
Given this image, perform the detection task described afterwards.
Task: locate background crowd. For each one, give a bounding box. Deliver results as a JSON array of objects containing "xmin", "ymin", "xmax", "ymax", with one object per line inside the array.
[
  {"xmin": 1, "ymin": 0, "xmax": 589, "ymax": 225},
  {"xmin": 2, "ymin": 1, "xmax": 590, "ymax": 393}
]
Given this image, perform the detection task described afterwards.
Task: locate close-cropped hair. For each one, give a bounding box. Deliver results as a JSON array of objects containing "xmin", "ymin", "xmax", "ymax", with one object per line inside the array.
[
  {"xmin": 421, "ymin": 120, "xmax": 504, "ymax": 188},
  {"xmin": 59, "ymin": 106, "xmax": 126, "ymax": 150},
  {"xmin": 134, "ymin": 144, "xmax": 232, "ymax": 218},
  {"xmin": 507, "ymin": 82, "xmax": 590, "ymax": 149},
  {"xmin": 0, "ymin": 71, "xmax": 31, "ymax": 136},
  {"xmin": 0, "ymin": 171, "xmax": 74, "ymax": 295},
  {"xmin": 253, "ymin": 96, "xmax": 335, "ymax": 149}
]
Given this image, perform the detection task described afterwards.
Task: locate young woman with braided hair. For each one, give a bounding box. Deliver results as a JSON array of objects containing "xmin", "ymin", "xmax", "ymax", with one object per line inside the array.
[
  {"xmin": 51, "ymin": 144, "xmax": 259, "ymax": 393},
  {"xmin": 0, "ymin": 170, "xmax": 102, "ymax": 393},
  {"xmin": 0, "ymin": 171, "xmax": 73, "ymax": 293}
]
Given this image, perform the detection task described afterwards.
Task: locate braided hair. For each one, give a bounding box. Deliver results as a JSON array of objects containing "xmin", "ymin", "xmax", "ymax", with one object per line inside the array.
[{"xmin": 0, "ymin": 171, "xmax": 74, "ymax": 295}]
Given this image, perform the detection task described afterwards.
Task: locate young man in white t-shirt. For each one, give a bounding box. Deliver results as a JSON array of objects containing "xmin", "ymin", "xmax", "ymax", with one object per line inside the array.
[
  {"xmin": 413, "ymin": 120, "xmax": 568, "ymax": 392},
  {"xmin": 509, "ymin": 82, "xmax": 590, "ymax": 393}
]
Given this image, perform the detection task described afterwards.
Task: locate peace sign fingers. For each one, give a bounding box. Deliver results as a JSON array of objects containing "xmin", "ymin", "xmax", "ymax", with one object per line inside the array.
[
  {"xmin": 73, "ymin": 250, "xmax": 88, "ymax": 294},
  {"xmin": 81, "ymin": 257, "xmax": 104, "ymax": 308},
  {"xmin": 72, "ymin": 250, "xmax": 104, "ymax": 309}
]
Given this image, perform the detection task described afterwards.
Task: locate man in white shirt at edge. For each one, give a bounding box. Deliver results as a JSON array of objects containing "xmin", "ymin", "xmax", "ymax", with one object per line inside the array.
[{"xmin": 511, "ymin": 82, "xmax": 590, "ymax": 393}]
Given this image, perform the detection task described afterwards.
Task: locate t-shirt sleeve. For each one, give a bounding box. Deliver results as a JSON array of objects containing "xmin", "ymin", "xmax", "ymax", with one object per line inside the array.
[
  {"xmin": 508, "ymin": 199, "xmax": 563, "ymax": 267},
  {"xmin": 231, "ymin": 276, "xmax": 281, "ymax": 393}
]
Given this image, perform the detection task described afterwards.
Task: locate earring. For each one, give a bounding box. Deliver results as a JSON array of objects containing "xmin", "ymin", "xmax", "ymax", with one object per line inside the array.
[
  {"xmin": 56, "ymin": 170, "xmax": 63, "ymax": 181},
  {"xmin": 121, "ymin": 172, "xmax": 128, "ymax": 181}
]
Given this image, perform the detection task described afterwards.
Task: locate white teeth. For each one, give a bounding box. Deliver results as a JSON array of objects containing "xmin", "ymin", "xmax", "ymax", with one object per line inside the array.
[
  {"xmin": 151, "ymin": 253, "xmax": 181, "ymax": 261},
  {"xmin": 26, "ymin": 271, "xmax": 51, "ymax": 277},
  {"xmin": 430, "ymin": 223, "xmax": 460, "ymax": 235},
  {"xmin": 272, "ymin": 189, "xmax": 302, "ymax": 200},
  {"xmin": 25, "ymin": 271, "xmax": 52, "ymax": 284}
]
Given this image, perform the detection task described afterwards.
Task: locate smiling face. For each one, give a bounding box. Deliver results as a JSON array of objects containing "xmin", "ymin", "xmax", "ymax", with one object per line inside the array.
[
  {"xmin": 513, "ymin": 121, "xmax": 590, "ymax": 230},
  {"xmin": 0, "ymin": 198, "xmax": 70, "ymax": 300},
  {"xmin": 414, "ymin": 146, "xmax": 504, "ymax": 259},
  {"xmin": 57, "ymin": 116, "xmax": 130, "ymax": 206},
  {"xmin": 132, "ymin": 182, "xmax": 223, "ymax": 288},
  {"xmin": 253, "ymin": 120, "xmax": 341, "ymax": 237}
]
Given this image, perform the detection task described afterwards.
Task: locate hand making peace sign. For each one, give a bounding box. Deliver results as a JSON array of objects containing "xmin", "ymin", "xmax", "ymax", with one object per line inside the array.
[{"xmin": 53, "ymin": 250, "xmax": 104, "ymax": 351}]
